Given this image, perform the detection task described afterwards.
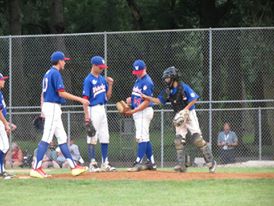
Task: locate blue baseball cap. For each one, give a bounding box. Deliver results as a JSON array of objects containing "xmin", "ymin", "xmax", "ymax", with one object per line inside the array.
[
  {"xmin": 50, "ymin": 51, "xmax": 70, "ymax": 62},
  {"xmin": 91, "ymin": 56, "xmax": 108, "ymax": 69},
  {"xmin": 132, "ymin": 60, "xmax": 146, "ymax": 75},
  {"xmin": 0, "ymin": 73, "xmax": 8, "ymax": 81}
]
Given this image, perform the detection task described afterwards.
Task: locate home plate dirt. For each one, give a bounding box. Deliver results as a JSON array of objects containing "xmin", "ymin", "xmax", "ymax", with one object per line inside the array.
[{"xmin": 27, "ymin": 171, "xmax": 274, "ymax": 181}]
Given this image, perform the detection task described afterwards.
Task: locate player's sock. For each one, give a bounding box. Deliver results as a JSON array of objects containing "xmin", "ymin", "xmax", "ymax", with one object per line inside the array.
[
  {"xmin": 136, "ymin": 142, "xmax": 147, "ymax": 163},
  {"xmin": 0, "ymin": 150, "xmax": 4, "ymax": 173},
  {"xmin": 101, "ymin": 143, "xmax": 108, "ymax": 163},
  {"xmin": 88, "ymin": 144, "xmax": 96, "ymax": 162},
  {"xmin": 34, "ymin": 141, "xmax": 49, "ymax": 169},
  {"xmin": 146, "ymin": 141, "xmax": 155, "ymax": 164},
  {"xmin": 59, "ymin": 143, "xmax": 76, "ymax": 168}
]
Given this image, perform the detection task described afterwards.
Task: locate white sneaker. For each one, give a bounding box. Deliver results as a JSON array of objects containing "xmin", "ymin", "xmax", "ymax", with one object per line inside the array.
[
  {"xmin": 89, "ymin": 161, "xmax": 101, "ymax": 172},
  {"xmin": 209, "ymin": 160, "xmax": 217, "ymax": 173},
  {"xmin": 101, "ymin": 162, "xmax": 116, "ymax": 172}
]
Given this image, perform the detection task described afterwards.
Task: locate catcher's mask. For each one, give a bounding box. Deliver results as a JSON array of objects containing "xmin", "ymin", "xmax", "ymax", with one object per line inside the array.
[{"xmin": 162, "ymin": 66, "xmax": 181, "ymax": 88}]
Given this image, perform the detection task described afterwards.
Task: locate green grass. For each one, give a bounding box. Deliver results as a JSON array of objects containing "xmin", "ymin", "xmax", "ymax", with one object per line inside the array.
[
  {"xmin": 0, "ymin": 178, "xmax": 274, "ymax": 206},
  {"xmin": 1, "ymin": 168, "xmax": 274, "ymax": 206}
]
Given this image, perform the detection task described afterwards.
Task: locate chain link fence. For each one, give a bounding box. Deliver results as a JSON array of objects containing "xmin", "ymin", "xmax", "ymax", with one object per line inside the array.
[{"xmin": 1, "ymin": 28, "xmax": 274, "ymax": 168}]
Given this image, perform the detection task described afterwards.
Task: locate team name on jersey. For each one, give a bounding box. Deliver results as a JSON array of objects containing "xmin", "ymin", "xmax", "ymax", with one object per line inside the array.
[
  {"xmin": 93, "ymin": 84, "xmax": 106, "ymax": 97},
  {"xmin": 132, "ymin": 86, "xmax": 142, "ymax": 97}
]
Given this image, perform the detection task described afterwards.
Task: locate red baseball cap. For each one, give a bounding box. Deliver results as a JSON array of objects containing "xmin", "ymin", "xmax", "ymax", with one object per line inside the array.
[
  {"xmin": 0, "ymin": 73, "xmax": 8, "ymax": 80},
  {"xmin": 132, "ymin": 60, "xmax": 146, "ymax": 75}
]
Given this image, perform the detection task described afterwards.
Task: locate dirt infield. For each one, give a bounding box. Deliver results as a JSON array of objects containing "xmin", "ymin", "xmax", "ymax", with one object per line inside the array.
[{"xmin": 34, "ymin": 171, "xmax": 274, "ymax": 181}]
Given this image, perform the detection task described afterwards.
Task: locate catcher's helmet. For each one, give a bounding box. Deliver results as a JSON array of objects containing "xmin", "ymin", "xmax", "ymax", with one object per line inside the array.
[
  {"xmin": 162, "ymin": 66, "xmax": 181, "ymax": 87},
  {"xmin": 162, "ymin": 66, "xmax": 180, "ymax": 80}
]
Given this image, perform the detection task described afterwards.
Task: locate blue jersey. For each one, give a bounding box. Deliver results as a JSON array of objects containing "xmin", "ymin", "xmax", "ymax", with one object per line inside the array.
[
  {"xmin": 131, "ymin": 74, "xmax": 154, "ymax": 109},
  {"xmin": 158, "ymin": 82, "xmax": 199, "ymax": 110},
  {"xmin": 0, "ymin": 91, "xmax": 7, "ymax": 117},
  {"xmin": 82, "ymin": 73, "xmax": 108, "ymax": 106},
  {"xmin": 42, "ymin": 67, "xmax": 66, "ymax": 104}
]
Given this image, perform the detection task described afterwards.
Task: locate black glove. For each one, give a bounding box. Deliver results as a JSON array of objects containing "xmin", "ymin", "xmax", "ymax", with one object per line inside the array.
[
  {"xmin": 33, "ymin": 116, "xmax": 45, "ymax": 133},
  {"xmin": 85, "ymin": 120, "xmax": 96, "ymax": 137}
]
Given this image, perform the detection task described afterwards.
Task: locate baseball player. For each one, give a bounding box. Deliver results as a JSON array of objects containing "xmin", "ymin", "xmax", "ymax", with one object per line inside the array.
[
  {"xmin": 125, "ymin": 60, "xmax": 156, "ymax": 172},
  {"xmin": 142, "ymin": 66, "xmax": 217, "ymax": 173},
  {"xmin": 83, "ymin": 55, "xmax": 116, "ymax": 172},
  {"xmin": 0, "ymin": 73, "xmax": 16, "ymax": 179},
  {"xmin": 30, "ymin": 51, "xmax": 89, "ymax": 178}
]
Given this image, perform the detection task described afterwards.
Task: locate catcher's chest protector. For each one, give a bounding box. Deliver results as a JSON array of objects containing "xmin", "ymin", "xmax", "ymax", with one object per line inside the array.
[{"xmin": 169, "ymin": 84, "xmax": 188, "ymax": 113}]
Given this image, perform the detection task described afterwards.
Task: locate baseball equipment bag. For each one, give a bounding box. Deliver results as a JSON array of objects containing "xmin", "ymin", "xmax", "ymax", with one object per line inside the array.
[
  {"xmin": 116, "ymin": 100, "xmax": 130, "ymax": 114},
  {"xmin": 173, "ymin": 109, "xmax": 189, "ymax": 127},
  {"xmin": 85, "ymin": 120, "xmax": 96, "ymax": 137},
  {"xmin": 33, "ymin": 116, "xmax": 45, "ymax": 133}
]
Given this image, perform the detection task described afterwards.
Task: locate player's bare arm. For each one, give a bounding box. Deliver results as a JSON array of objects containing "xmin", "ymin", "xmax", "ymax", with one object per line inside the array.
[
  {"xmin": 106, "ymin": 77, "xmax": 114, "ymax": 100},
  {"xmin": 40, "ymin": 92, "xmax": 45, "ymax": 117},
  {"xmin": 141, "ymin": 93, "xmax": 161, "ymax": 105},
  {"xmin": 0, "ymin": 110, "xmax": 10, "ymax": 135},
  {"xmin": 184, "ymin": 99, "xmax": 197, "ymax": 110},
  {"xmin": 83, "ymin": 103, "xmax": 90, "ymax": 121},
  {"xmin": 125, "ymin": 99, "xmax": 150, "ymax": 115},
  {"xmin": 58, "ymin": 91, "xmax": 90, "ymax": 105}
]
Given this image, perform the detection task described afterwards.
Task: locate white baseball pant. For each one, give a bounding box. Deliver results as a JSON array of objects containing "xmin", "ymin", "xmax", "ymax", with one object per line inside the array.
[
  {"xmin": 133, "ymin": 107, "xmax": 154, "ymax": 143},
  {"xmin": 41, "ymin": 102, "xmax": 67, "ymax": 144},
  {"xmin": 0, "ymin": 121, "xmax": 9, "ymax": 153},
  {"xmin": 175, "ymin": 109, "xmax": 201, "ymax": 138},
  {"xmin": 87, "ymin": 105, "xmax": 110, "ymax": 144}
]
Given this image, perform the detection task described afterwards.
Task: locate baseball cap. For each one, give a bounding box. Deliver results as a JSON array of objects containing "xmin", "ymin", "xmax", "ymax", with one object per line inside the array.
[
  {"xmin": 132, "ymin": 60, "xmax": 146, "ymax": 75},
  {"xmin": 0, "ymin": 73, "xmax": 8, "ymax": 81},
  {"xmin": 50, "ymin": 51, "xmax": 70, "ymax": 62},
  {"xmin": 91, "ymin": 56, "xmax": 108, "ymax": 69}
]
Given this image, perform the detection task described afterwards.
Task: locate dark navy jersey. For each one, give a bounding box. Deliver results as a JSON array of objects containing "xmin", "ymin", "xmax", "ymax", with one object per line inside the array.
[
  {"xmin": 131, "ymin": 74, "xmax": 154, "ymax": 109},
  {"xmin": 82, "ymin": 73, "xmax": 108, "ymax": 106},
  {"xmin": 42, "ymin": 67, "xmax": 66, "ymax": 104},
  {"xmin": 0, "ymin": 91, "xmax": 7, "ymax": 117},
  {"xmin": 158, "ymin": 82, "xmax": 199, "ymax": 110}
]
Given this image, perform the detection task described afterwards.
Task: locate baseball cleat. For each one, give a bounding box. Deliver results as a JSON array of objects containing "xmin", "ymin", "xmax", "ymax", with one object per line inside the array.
[
  {"xmin": 174, "ymin": 164, "xmax": 187, "ymax": 172},
  {"xmin": 101, "ymin": 163, "xmax": 116, "ymax": 172},
  {"xmin": 30, "ymin": 168, "xmax": 48, "ymax": 178},
  {"xmin": 209, "ymin": 160, "xmax": 217, "ymax": 173},
  {"xmin": 71, "ymin": 165, "xmax": 88, "ymax": 176},
  {"xmin": 144, "ymin": 161, "xmax": 157, "ymax": 171},
  {"xmin": 127, "ymin": 162, "xmax": 143, "ymax": 172},
  {"xmin": 89, "ymin": 161, "xmax": 101, "ymax": 173},
  {"xmin": 0, "ymin": 171, "xmax": 14, "ymax": 180}
]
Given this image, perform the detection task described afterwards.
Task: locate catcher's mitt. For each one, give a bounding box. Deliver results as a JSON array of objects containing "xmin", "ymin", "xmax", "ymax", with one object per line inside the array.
[
  {"xmin": 33, "ymin": 116, "xmax": 45, "ymax": 133},
  {"xmin": 85, "ymin": 120, "xmax": 96, "ymax": 137},
  {"xmin": 173, "ymin": 109, "xmax": 189, "ymax": 127},
  {"xmin": 116, "ymin": 100, "xmax": 130, "ymax": 114}
]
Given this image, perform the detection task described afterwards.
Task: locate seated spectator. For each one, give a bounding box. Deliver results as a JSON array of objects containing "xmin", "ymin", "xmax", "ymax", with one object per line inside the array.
[
  {"xmin": 69, "ymin": 139, "xmax": 84, "ymax": 165},
  {"xmin": 217, "ymin": 122, "xmax": 238, "ymax": 164},
  {"xmin": 54, "ymin": 139, "xmax": 84, "ymax": 168},
  {"xmin": 55, "ymin": 147, "xmax": 69, "ymax": 168},
  {"xmin": 5, "ymin": 142, "xmax": 23, "ymax": 168},
  {"xmin": 32, "ymin": 141, "xmax": 60, "ymax": 169}
]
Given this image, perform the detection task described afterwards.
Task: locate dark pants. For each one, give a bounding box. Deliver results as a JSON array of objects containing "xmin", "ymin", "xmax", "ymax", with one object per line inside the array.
[{"xmin": 219, "ymin": 149, "xmax": 236, "ymax": 164}]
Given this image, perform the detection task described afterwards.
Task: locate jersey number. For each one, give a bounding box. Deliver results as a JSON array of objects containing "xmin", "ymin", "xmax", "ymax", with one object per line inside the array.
[
  {"xmin": 42, "ymin": 78, "xmax": 48, "ymax": 92},
  {"xmin": 134, "ymin": 98, "xmax": 141, "ymax": 106}
]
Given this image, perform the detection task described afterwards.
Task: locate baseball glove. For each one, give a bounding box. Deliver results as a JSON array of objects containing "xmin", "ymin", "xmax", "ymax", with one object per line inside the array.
[
  {"xmin": 85, "ymin": 120, "xmax": 96, "ymax": 137},
  {"xmin": 33, "ymin": 116, "xmax": 45, "ymax": 133},
  {"xmin": 173, "ymin": 109, "xmax": 189, "ymax": 127},
  {"xmin": 116, "ymin": 100, "xmax": 130, "ymax": 114}
]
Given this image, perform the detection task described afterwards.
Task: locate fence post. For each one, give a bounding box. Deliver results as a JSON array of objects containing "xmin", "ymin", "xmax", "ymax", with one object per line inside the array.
[
  {"xmin": 104, "ymin": 31, "xmax": 108, "ymax": 77},
  {"xmin": 161, "ymin": 110, "xmax": 164, "ymax": 168},
  {"xmin": 258, "ymin": 107, "xmax": 262, "ymax": 160},
  {"xmin": 67, "ymin": 111, "xmax": 71, "ymax": 143},
  {"xmin": 8, "ymin": 35, "xmax": 13, "ymax": 167},
  {"xmin": 208, "ymin": 28, "xmax": 213, "ymax": 148}
]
